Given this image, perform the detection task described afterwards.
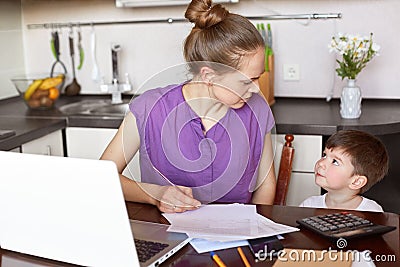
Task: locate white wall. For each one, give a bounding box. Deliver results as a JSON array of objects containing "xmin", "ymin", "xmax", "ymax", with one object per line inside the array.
[
  {"xmin": 0, "ymin": 1, "xmax": 24, "ymax": 100},
  {"xmin": 4, "ymin": 0, "xmax": 399, "ymax": 100}
]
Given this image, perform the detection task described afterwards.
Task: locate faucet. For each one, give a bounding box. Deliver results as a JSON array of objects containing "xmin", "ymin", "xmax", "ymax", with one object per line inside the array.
[
  {"xmin": 111, "ymin": 44, "xmax": 121, "ymax": 83},
  {"xmin": 100, "ymin": 43, "xmax": 132, "ymax": 104}
]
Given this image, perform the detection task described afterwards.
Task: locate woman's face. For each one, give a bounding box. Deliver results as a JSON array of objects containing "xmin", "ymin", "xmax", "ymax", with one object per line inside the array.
[{"xmin": 211, "ymin": 47, "xmax": 265, "ymax": 109}]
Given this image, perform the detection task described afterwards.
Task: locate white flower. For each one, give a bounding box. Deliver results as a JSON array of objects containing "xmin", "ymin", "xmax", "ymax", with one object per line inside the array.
[
  {"xmin": 329, "ymin": 32, "xmax": 379, "ymax": 80},
  {"xmin": 372, "ymin": 43, "xmax": 380, "ymax": 52}
]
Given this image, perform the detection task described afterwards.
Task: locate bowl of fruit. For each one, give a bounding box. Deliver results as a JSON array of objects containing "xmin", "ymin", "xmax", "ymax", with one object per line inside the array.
[{"xmin": 11, "ymin": 73, "xmax": 65, "ymax": 109}]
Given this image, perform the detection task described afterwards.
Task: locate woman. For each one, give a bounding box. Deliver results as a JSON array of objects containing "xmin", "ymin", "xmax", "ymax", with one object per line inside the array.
[{"xmin": 101, "ymin": 0, "xmax": 276, "ymax": 213}]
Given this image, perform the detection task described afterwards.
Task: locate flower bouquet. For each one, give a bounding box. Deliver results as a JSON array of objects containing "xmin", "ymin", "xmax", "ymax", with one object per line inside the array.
[
  {"xmin": 329, "ymin": 32, "xmax": 380, "ymax": 80},
  {"xmin": 329, "ymin": 33, "xmax": 380, "ymax": 119}
]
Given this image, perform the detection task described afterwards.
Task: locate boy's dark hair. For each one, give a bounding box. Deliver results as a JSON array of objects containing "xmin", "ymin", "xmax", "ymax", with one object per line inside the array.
[{"xmin": 325, "ymin": 130, "xmax": 389, "ymax": 194}]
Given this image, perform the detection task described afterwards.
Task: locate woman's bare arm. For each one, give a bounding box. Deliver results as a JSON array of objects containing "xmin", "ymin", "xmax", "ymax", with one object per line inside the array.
[
  {"xmin": 251, "ymin": 133, "xmax": 277, "ymax": 205},
  {"xmin": 100, "ymin": 112, "xmax": 201, "ymax": 212}
]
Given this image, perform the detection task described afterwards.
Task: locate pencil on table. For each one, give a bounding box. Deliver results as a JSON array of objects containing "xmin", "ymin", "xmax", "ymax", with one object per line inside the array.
[
  {"xmin": 210, "ymin": 251, "xmax": 227, "ymax": 267},
  {"xmin": 237, "ymin": 247, "xmax": 251, "ymax": 267}
]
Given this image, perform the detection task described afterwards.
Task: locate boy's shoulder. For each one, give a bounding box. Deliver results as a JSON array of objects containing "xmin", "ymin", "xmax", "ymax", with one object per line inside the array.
[
  {"xmin": 358, "ymin": 197, "xmax": 384, "ymax": 212},
  {"xmin": 299, "ymin": 194, "xmax": 326, "ymax": 208}
]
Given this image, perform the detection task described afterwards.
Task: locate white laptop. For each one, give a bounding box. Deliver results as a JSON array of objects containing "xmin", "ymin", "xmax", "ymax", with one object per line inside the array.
[{"xmin": 0, "ymin": 151, "xmax": 190, "ymax": 267}]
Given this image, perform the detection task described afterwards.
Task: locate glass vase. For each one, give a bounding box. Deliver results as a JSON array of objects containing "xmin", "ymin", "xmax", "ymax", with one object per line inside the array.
[{"xmin": 340, "ymin": 79, "xmax": 362, "ymax": 119}]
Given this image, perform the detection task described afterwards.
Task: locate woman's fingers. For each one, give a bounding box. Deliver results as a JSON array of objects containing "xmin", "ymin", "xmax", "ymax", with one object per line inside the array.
[
  {"xmin": 158, "ymin": 186, "xmax": 201, "ymax": 213},
  {"xmin": 158, "ymin": 201, "xmax": 177, "ymax": 213},
  {"xmin": 173, "ymin": 186, "xmax": 202, "ymax": 208},
  {"xmin": 177, "ymin": 185, "xmax": 195, "ymax": 198}
]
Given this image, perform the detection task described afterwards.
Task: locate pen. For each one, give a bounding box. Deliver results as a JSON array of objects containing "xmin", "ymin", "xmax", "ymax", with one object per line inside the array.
[
  {"xmin": 210, "ymin": 251, "xmax": 227, "ymax": 267},
  {"xmin": 237, "ymin": 247, "xmax": 251, "ymax": 267},
  {"xmin": 152, "ymin": 165, "xmax": 202, "ymax": 209}
]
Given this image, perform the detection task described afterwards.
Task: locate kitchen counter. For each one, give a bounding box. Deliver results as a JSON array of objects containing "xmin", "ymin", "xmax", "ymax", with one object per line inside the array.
[
  {"xmin": 271, "ymin": 97, "xmax": 400, "ymax": 136},
  {"xmin": 0, "ymin": 116, "xmax": 66, "ymax": 151},
  {"xmin": 0, "ymin": 95, "xmax": 125, "ymax": 151}
]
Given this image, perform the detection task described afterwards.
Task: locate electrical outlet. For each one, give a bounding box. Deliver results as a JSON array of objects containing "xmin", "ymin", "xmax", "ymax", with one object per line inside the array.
[{"xmin": 283, "ymin": 64, "xmax": 300, "ymax": 81}]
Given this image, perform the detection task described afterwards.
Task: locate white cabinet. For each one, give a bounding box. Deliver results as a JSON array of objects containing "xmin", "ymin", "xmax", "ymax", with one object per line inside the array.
[
  {"xmin": 66, "ymin": 127, "xmax": 117, "ymax": 159},
  {"xmin": 65, "ymin": 127, "xmax": 140, "ymax": 180},
  {"xmin": 21, "ymin": 130, "xmax": 64, "ymax": 156},
  {"xmin": 273, "ymin": 134, "xmax": 322, "ymax": 206}
]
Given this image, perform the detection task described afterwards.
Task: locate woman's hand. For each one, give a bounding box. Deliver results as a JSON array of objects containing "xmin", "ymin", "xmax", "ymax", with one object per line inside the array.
[{"xmin": 157, "ymin": 185, "xmax": 202, "ymax": 213}]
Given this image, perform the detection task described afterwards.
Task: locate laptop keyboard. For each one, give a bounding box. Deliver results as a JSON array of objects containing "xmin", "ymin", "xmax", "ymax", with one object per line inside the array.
[{"xmin": 134, "ymin": 238, "xmax": 169, "ymax": 263}]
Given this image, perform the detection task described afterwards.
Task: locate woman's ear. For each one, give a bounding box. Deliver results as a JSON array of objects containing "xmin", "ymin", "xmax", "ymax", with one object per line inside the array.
[
  {"xmin": 199, "ymin": 66, "xmax": 215, "ymax": 84},
  {"xmin": 349, "ymin": 175, "xmax": 368, "ymax": 191}
]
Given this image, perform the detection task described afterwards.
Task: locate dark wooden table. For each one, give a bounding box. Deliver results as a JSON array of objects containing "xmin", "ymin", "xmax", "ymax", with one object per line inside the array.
[
  {"xmin": 127, "ymin": 202, "xmax": 399, "ymax": 267},
  {"xmin": 0, "ymin": 203, "xmax": 398, "ymax": 266}
]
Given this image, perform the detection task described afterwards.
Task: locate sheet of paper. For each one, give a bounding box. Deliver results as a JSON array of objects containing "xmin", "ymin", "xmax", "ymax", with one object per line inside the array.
[
  {"xmin": 164, "ymin": 204, "xmax": 258, "ymax": 238},
  {"xmin": 181, "ymin": 215, "xmax": 298, "ymax": 242},
  {"xmin": 190, "ymin": 235, "xmax": 285, "ymax": 254},
  {"xmin": 189, "ymin": 238, "xmax": 249, "ymax": 254},
  {"xmin": 163, "ymin": 204, "xmax": 299, "ymax": 241},
  {"xmin": 255, "ymin": 214, "xmax": 300, "ymax": 237},
  {"xmin": 187, "ymin": 233, "xmax": 252, "ymax": 242},
  {"xmin": 163, "ymin": 203, "xmax": 257, "ymax": 223}
]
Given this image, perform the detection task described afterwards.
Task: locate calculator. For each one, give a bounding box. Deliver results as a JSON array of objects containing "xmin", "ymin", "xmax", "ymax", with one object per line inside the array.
[{"xmin": 296, "ymin": 212, "xmax": 396, "ymax": 240}]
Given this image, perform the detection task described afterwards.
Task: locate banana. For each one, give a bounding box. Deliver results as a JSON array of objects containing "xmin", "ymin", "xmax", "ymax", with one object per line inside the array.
[
  {"xmin": 24, "ymin": 79, "xmax": 44, "ymax": 100},
  {"xmin": 38, "ymin": 74, "xmax": 64, "ymax": 90}
]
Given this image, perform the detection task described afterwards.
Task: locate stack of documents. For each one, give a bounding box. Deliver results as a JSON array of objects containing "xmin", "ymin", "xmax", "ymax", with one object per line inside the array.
[{"xmin": 163, "ymin": 203, "xmax": 299, "ymax": 253}]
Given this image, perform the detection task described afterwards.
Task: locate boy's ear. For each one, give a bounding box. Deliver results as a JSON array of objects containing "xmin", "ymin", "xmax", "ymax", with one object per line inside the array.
[
  {"xmin": 349, "ymin": 175, "xmax": 368, "ymax": 190},
  {"xmin": 200, "ymin": 66, "xmax": 216, "ymax": 83}
]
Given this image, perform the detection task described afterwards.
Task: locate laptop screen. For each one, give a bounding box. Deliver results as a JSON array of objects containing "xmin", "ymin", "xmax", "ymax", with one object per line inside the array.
[{"xmin": 0, "ymin": 151, "xmax": 140, "ymax": 267}]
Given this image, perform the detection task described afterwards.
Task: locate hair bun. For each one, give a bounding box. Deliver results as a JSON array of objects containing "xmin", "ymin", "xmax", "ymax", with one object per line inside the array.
[{"xmin": 185, "ymin": 0, "xmax": 229, "ymax": 29}]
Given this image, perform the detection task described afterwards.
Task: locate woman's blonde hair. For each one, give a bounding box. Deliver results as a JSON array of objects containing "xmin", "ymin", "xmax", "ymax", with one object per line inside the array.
[{"xmin": 184, "ymin": 0, "xmax": 264, "ymax": 74}]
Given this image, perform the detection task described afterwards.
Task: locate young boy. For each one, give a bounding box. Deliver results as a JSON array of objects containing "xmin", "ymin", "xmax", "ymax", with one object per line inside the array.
[{"xmin": 299, "ymin": 130, "xmax": 389, "ymax": 212}]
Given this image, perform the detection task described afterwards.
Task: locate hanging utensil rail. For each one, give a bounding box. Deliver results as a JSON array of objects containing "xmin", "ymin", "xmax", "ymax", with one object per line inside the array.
[{"xmin": 27, "ymin": 13, "xmax": 341, "ymax": 29}]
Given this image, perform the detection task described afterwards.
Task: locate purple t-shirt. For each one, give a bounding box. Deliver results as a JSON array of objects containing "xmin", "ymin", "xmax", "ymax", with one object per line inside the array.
[{"xmin": 130, "ymin": 83, "xmax": 275, "ymax": 204}]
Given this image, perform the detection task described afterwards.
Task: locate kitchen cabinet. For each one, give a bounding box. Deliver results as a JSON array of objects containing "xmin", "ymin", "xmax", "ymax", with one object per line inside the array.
[
  {"xmin": 65, "ymin": 127, "xmax": 140, "ymax": 180},
  {"xmin": 21, "ymin": 130, "xmax": 64, "ymax": 156},
  {"xmin": 66, "ymin": 127, "xmax": 116, "ymax": 159},
  {"xmin": 9, "ymin": 147, "xmax": 21, "ymax": 153},
  {"xmin": 274, "ymin": 134, "xmax": 322, "ymax": 206}
]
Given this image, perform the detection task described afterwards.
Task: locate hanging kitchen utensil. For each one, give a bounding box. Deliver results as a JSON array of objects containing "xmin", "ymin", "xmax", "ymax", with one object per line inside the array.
[
  {"xmin": 50, "ymin": 29, "xmax": 67, "ymax": 78},
  {"xmin": 77, "ymin": 25, "xmax": 84, "ymax": 70},
  {"xmin": 90, "ymin": 25, "xmax": 101, "ymax": 82},
  {"xmin": 50, "ymin": 26, "xmax": 57, "ymax": 60},
  {"xmin": 258, "ymin": 23, "xmax": 275, "ymax": 105},
  {"xmin": 266, "ymin": 23, "xmax": 275, "ymax": 105},
  {"xmin": 64, "ymin": 27, "xmax": 81, "ymax": 96},
  {"xmin": 261, "ymin": 23, "xmax": 269, "ymax": 72}
]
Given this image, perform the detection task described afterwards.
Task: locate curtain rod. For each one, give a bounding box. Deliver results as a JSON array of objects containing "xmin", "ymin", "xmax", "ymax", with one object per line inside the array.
[{"xmin": 27, "ymin": 13, "xmax": 341, "ymax": 29}]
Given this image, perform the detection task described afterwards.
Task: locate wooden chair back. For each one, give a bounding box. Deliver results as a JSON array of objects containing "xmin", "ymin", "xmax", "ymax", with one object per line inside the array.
[{"xmin": 274, "ymin": 134, "xmax": 295, "ymax": 205}]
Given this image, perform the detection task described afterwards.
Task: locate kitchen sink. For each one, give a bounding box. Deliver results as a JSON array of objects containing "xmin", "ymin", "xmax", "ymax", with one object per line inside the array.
[
  {"xmin": 89, "ymin": 103, "xmax": 129, "ymax": 115},
  {"xmin": 59, "ymin": 99, "xmax": 130, "ymax": 116}
]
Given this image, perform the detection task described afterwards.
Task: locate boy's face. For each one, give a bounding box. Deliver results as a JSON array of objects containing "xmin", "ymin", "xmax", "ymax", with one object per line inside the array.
[{"xmin": 314, "ymin": 147, "xmax": 356, "ymax": 192}]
